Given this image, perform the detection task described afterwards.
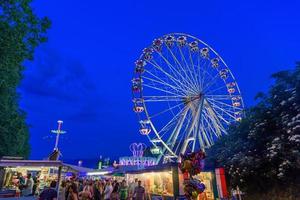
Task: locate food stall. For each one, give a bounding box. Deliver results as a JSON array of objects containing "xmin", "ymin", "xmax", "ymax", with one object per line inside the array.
[
  {"xmin": 117, "ymin": 163, "xmax": 220, "ymax": 200},
  {"xmin": 0, "ymin": 159, "xmax": 63, "ymax": 197}
]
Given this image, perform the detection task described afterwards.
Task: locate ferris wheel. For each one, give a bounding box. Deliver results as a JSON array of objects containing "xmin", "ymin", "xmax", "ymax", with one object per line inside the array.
[{"xmin": 132, "ymin": 33, "xmax": 244, "ymax": 163}]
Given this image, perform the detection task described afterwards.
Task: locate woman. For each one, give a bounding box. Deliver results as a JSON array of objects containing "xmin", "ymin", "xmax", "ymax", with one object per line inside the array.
[
  {"xmin": 79, "ymin": 185, "xmax": 93, "ymax": 200},
  {"xmin": 59, "ymin": 181, "xmax": 66, "ymax": 200},
  {"xmin": 67, "ymin": 183, "xmax": 79, "ymax": 200},
  {"xmin": 93, "ymin": 180, "xmax": 103, "ymax": 200},
  {"xmin": 110, "ymin": 183, "xmax": 120, "ymax": 200}
]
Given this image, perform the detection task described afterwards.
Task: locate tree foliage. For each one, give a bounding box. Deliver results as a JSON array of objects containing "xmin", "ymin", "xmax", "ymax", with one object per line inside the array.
[
  {"xmin": 207, "ymin": 63, "xmax": 300, "ymax": 195},
  {"xmin": 0, "ymin": 0, "xmax": 50, "ymax": 158}
]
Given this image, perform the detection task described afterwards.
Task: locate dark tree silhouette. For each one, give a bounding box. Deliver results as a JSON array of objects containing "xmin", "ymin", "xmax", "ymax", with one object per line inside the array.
[
  {"xmin": 0, "ymin": 0, "xmax": 50, "ymax": 158},
  {"xmin": 208, "ymin": 63, "xmax": 300, "ymax": 198}
]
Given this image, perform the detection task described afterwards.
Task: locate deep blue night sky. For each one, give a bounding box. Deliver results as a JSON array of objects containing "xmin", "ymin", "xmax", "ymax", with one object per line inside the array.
[{"xmin": 19, "ymin": 0, "xmax": 300, "ymax": 160}]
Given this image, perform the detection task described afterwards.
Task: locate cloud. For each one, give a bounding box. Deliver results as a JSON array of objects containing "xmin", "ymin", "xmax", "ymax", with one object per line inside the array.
[
  {"xmin": 20, "ymin": 48, "xmax": 105, "ymax": 123},
  {"xmin": 21, "ymin": 48, "xmax": 95, "ymax": 101}
]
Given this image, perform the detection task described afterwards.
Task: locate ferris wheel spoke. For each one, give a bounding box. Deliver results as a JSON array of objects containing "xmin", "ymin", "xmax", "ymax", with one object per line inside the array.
[
  {"xmin": 160, "ymin": 107, "xmax": 189, "ymax": 158},
  {"xmin": 202, "ymin": 108, "xmax": 220, "ymax": 136},
  {"xmin": 187, "ymin": 46, "xmax": 201, "ymax": 91},
  {"xmin": 203, "ymin": 105, "xmax": 227, "ymax": 135},
  {"xmin": 206, "ymin": 106, "xmax": 231, "ymax": 125},
  {"xmin": 173, "ymin": 109, "xmax": 193, "ymax": 155},
  {"xmin": 143, "ymin": 83, "xmax": 182, "ymax": 96},
  {"xmin": 206, "ymin": 95, "xmax": 239, "ymax": 100},
  {"xmin": 196, "ymin": 52, "xmax": 208, "ymax": 91},
  {"xmin": 178, "ymin": 98, "xmax": 204, "ymax": 155},
  {"xmin": 199, "ymin": 116, "xmax": 212, "ymax": 147},
  {"xmin": 147, "ymin": 60, "xmax": 183, "ymax": 89},
  {"xmin": 162, "ymin": 46, "xmax": 199, "ymax": 92},
  {"xmin": 153, "ymin": 53, "xmax": 197, "ymax": 93},
  {"xmin": 198, "ymin": 123, "xmax": 207, "ymax": 148},
  {"xmin": 144, "ymin": 68, "xmax": 193, "ymax": 94},
  {"xmin": 158, "ymin": 106, "xmax": 187, "ymax": 135},
  {"xmin": 207, "ymin": 98, "xmax": 243, "ymax": 111},
  {"xmin": 201, "ymin": 113, "xmax": 218, "ymax": 145},
  {"xmin": 205, "ymin": 84, "xmax": 228, "ymax": 95},
  {"xmin": 149, "ymin": 101, "xmax": 185, "ymax": 119},
  {"xmin": 148, "ymin": 120, "xmax": 177, "ymax": 157},
  {"xmin": 143, "ymin": 74, "xmax": 186, "ymax": 95},
  {"xmin": 202, "ymin": 71, "xmax": 223, "ymax": 93},
  {"xmin": 190, "ymin": 107, "xmax": 203, "ymax": 152},
  {"xmin": 143, "ymin": 95, "xmax": 184, "ymax": 102},
  {"xmin": 177, "ymin": 46, "xmax": 200, "ymax": 92},
  {"xmin": 147, "ymin": 60, "xmax": 196, "ymax": 94},
  {"xmin": 166, "ymin": 107, "xmax": 189, "ymax": 149},
  {"xmin": 199, "ymin": 59, "xmax": 211, "ymax": 91},
  {"xmin": 206, "ymin": 100, "xmax": 236, "ymax": 115},
  {"xmin": 199, "ymin": 117, "xmax": 214, "ymax": 147},
  {"xmin": 205, "ymin": 100, "xmax": 238, "ymax": 120}
]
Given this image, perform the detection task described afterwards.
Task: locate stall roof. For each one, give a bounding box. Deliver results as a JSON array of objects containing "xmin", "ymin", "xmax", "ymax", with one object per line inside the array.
[
  {"xmin": 114, "ymin": 162, "xmax": 216, "ymax": 174},
  {"xmin": 63, "ymin": 163, "xmax": 94, "ymax": 173},
  {"xmin": 0, "ymin": 159, "xmax": 62, "ymax": 167},
  {"xmin": 112, "ymin": 163, "xmax": 176, "ymax": 174}
]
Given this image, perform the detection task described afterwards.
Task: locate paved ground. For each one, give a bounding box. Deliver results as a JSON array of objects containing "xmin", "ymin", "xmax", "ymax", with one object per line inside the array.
[{"xmin": 0, "ymin": 197, "xmax": 36, "ymax": 200}]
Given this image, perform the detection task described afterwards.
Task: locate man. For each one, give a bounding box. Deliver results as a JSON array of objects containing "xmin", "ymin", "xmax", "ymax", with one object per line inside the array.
[
  {"xmin": 17, "ymin": 173, "xmax": 25, "ymax": 191},
  {"xmin": 39, "ymin": 181, "xmax": 58, "ymax": 200},
  {"xmin": 23, "ymin": 173, "xmax": 34, "ymax": 196},
  {"xmin": 128, "ymin": 178, "xmax": 138, "ymax": 200},
  {"xmin": 133, "ymin": 180, "xmax": 146, "ymax": 200}
]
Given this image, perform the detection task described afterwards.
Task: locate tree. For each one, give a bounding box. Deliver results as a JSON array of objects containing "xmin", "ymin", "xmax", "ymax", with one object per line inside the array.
[
  {"xmin": 207, "ymin": 63, "xmax": 300, "ymax": 197},
  {"xmin": 0, "ymin": 0, "xmax": 50, "ymax": 158}
]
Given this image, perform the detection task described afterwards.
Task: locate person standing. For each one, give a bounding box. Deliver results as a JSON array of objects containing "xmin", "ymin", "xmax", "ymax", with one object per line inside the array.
[
  {"xmin": 79, "ymin": 185, "xmax": 93, "ymax": 200},
  {"xmin": 104, "ymin": 180, "xmax": 113, "ymax": 200},
  {"xmin": 110, "ymin": 183, "xmax": 120, "ymax": 200},
  {"xmin": 128, "ymin": 179, "xmax": 138, "ymax": 200},
  {"xmin": 67, "ymin": 182, "xmax": 79, "ymax": 200},
  {"xmin": 133, "ymin": 181, "xmax": 145, "ymax": 200},
  {"xmin": 22, "ymin": 173, "xmax": 34, "ymax": 196},
  {"xmin": 93, "ymin": 180, "xmax": 102, "ymax": 200},
  {"xmin": 119, "ymin": 180, "xmax": 128, "ymax": 200},
  {"xmin": 39, "ymin": 181, "xmax": 58, "ymax": 200},
  {"xmin": 59, "ymin": 181, "xmax": 67, "ymax": 200}
]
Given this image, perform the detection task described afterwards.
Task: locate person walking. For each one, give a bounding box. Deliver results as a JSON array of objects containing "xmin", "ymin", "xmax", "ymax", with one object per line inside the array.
[
  {"xmin": 133, "ymin": 181, "xmax": 145, "ymax": 200},
  {"xmin": 39, "ymin": 181, "xmax": 58, "ymax": 200}
]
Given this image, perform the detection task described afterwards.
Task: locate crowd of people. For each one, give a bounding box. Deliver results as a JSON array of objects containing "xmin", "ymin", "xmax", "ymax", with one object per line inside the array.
[{"xmin": 39, "ymin": 178, "xmax": 146, "ymax": 200}]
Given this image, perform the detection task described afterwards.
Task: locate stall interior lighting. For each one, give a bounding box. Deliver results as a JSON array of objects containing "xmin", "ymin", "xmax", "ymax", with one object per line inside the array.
[{"xmin": 87, "ymin": 171, "xmax": 111, "ymax": 176}]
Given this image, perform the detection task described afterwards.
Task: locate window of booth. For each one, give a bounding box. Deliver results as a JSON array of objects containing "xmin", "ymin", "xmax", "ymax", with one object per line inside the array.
[
  {"xmin": 126, "ymin": 171, "xmax": 173, "ymax": 196},
  {"xmin": 1, "ymin": 166, "xmax": 59, "ymax": 191}
]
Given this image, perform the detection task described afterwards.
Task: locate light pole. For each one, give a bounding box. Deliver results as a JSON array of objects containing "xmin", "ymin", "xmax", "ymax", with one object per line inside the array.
[{"xmin": 51, "ymin": 120, "xmax": 66, "ymax": 150}]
